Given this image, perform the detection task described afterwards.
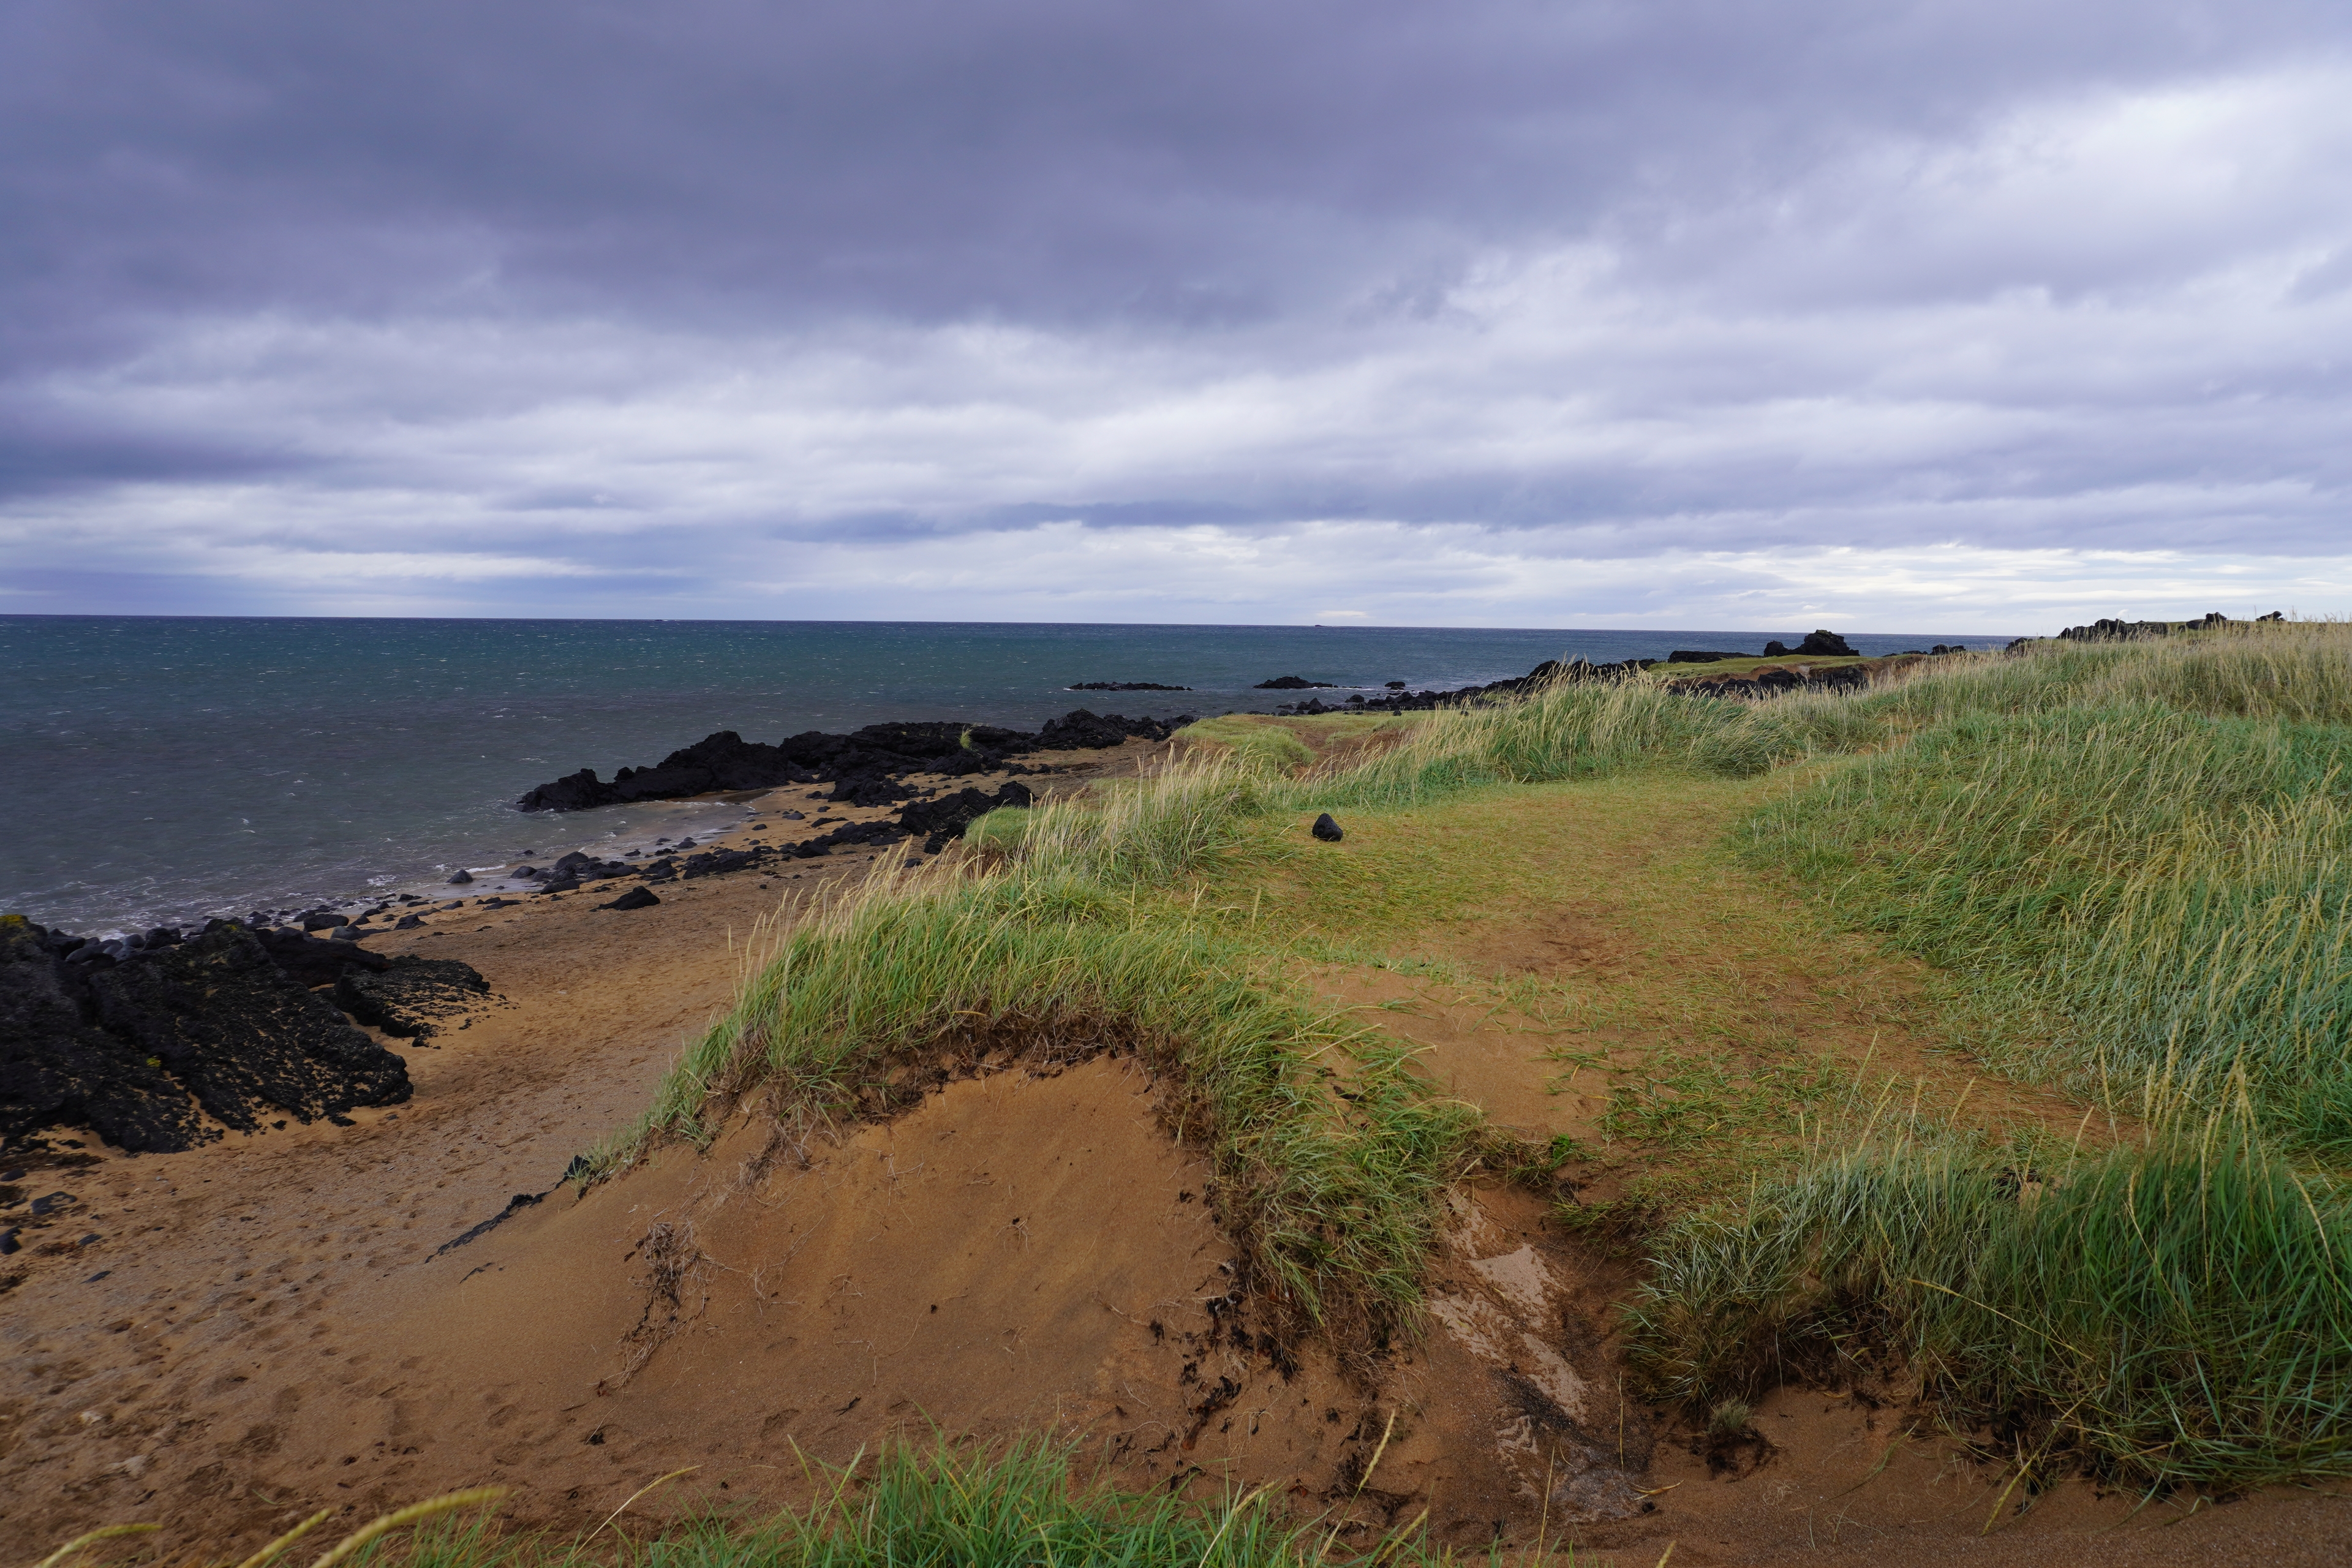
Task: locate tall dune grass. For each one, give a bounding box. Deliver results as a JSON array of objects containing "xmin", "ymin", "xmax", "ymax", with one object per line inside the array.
[
  {"xmin": 1741, "ymin": 688, "xmax": 2352, "ymax": 1148},
  {"xmin": 1626, "ymin": 1129, "xmax": 2352, "ymax": 1490}
]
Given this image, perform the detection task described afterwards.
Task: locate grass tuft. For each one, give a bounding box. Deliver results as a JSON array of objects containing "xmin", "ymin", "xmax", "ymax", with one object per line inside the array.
[{"xmin": 1626, "ymin": 1129, "xmax": 2352, "ymax": 1490}]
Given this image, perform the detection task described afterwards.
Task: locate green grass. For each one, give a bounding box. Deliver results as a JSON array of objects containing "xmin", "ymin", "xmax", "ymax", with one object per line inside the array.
[
  {"xmin": 48, "ymin": 624, "xmax": 2352, "ymax": 1557},
  {"xmin": 49, "ymin": 1443, "xmax": 1533, "ymax": 1568},
  {"xmin": 1625, "ymin": 1129, "xmax": 2352, "ymax": 1491},
  {"xmin": 1607, "ymin": 624, "xmax": 2352, "ymax": 1490},
  {"xmin": 1739, "ymin": 676, "xmax": 2352, "ymax": 1153}
]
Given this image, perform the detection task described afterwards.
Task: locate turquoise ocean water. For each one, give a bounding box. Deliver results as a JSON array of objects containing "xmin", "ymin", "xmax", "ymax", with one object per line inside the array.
[{"xmin": 2, "ymin": 617, "xmax": 2013, "ymax": 933}]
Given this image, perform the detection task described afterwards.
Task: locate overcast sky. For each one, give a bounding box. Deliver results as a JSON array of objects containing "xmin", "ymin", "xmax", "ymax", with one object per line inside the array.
[{"xmin": 2, "ymin": 0, "xmax": 2348, "ymax": 631}]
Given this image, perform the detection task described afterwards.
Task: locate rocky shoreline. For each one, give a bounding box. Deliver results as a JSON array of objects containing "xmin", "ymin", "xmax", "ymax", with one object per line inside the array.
[
  {"xmin": 516, "ymin": 708, "xmax": 1193, "ymax": 812},
  {"xmin": 0, "ymin": 914, "xmax": 489, "ymax": 1163}
]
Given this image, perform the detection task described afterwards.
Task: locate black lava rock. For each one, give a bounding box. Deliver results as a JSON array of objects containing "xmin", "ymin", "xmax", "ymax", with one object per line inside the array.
[
  {"xmin": 334, "ymin": 956, "xmax": 491, "ymax": 1040},
  {"xmin": 1762, "ymin": 641, "xmax": 1790, "ymax": 657},
  {"xmin": 447, "ymin": 869, "xmax": 474, "ymax": 885},
  {"xmin": 393, "ymin": 914, "xmax": 424, "ymax": 930},
  {"xmin": 1311, "ymin": 813, "xmax": 1344, "ymax": 842},
  {"xmin": 898, "ymin": 781, "xmax": 1036, "ymax": 853},
  {"xmin": 1036, "ymin": 709, "xmax": 1189, "ymax": 750},
  {"xmin": 1254, "ymin": 675, "xmax": 1338, "ymax": 690},
  {"xmin": 1, "ymin": 914, "xmax": 207, "ymax": 1153},
  {"xmin": 1795, "ymin": 629, "xmax": 1858, "ymax": 657},
  {"xmin": 1668, "ymin": 649, "xmax": 1757, "ymax": 663},
  {"xmin": 1664, "ymin": 663, "xmax": 1874, "ymax": 699},
  {"xmin": 85, "ymin": 923, "xmax": 412, "ymax": 1134},
  {"xmin": 830, "ymin": 775, "xmax": 918, "ymax": 808},
  {"xmin": 516, "ymin": 711, "xmax": 1196, "ymax": 813},
  {"xmin": 253, "ymin": 927, "xmax": 391, "ymax": 988},
  {"xmin": 599, "ymin": 886, "xmax": 662, "ymax": 911}
]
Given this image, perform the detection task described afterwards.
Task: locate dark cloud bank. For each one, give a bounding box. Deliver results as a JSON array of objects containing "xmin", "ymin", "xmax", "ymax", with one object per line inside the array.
[{"xmin": 2, "ymin": 0, "xmax": 2348, "ymax": 626}]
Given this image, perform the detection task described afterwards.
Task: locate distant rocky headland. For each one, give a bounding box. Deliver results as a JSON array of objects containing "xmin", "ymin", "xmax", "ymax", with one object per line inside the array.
[
  {"xmin": 2016, "ymin": 610, "xmax": 2286, "ymax": 649},
  {"xmin": 516, "ymin": 709, "xmax": 1194, "ymax": 813}
]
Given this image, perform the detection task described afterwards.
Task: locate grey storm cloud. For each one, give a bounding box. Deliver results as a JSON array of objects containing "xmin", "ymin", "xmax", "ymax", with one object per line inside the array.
[{"xmin": 2, "ymin": 0, "xmax": 2350, "ymax": 624}]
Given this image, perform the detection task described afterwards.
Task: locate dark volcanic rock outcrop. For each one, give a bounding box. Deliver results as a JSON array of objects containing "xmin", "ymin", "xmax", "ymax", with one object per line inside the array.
[
  {"xmin": 85, "ymin": 924, "xmax": 411, "ymax": 1134},
  {"xmin": 518, "ymin": 710, "xmax": 1193, "ymax": 813},
  {"xmin": 2024, "ymin": 610, "xmax": 2285, "ymax": 649},
  {"xmin": 900, "ymin": 782, "xmax": 1036, "ymax": 853},
  {"xmin": 1662, "ymin": 662, "xmax": 1875, "ymax": 699},
  {"xmin": 1, "ymin": 916, "xmax": 206, "ymax": 1153},
  {"xmin": 2, "ymin": 916, "xmax": 415, "ymax": 1152},
  {"xmin": 1795, "ymin": 629, "xmax": 1859, "ymax": 657},
  {"xmin": 1270, "ymin": 656, "xmax": 1656, "ymax": 717},
  {"xmin": 254, "ymin": 925, "xmax": 390, "ymax": 987},
  {"xmin": 334, "ymin": 956, "xmax": 492, "ymax": 1041}
]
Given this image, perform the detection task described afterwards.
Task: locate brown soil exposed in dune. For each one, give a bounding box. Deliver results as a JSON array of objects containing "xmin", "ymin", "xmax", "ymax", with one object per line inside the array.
[{"xmin": 5, "ymin": 759, "xmax": 2349, "ymax": 1565}]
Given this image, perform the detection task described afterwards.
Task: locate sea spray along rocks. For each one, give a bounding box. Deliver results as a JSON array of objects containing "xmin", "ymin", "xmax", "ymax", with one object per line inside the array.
[
  {"xmin": 2, "ymin": 916, "xmax": 421, "ymax": 1152},
  {"xmin": 516, "ymin": 710, "xmax": 1191, "ymax": 813}
]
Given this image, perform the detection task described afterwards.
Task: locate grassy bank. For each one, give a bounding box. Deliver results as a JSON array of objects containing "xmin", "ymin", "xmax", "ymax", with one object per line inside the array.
[
  {"xmin": 1738, "ymin": 627, "xmax": 2352, "ymax": 1155},
  {"xmin": 600, "ymin": 622, "xmax": 2352, "ymax": 1496},
  {"xmin": 53, "ymin": 627, "xmax": 2352, "ymax": 1561},
  {"xmin": 1627, "ymin": 1130, "xmax": 2352, "ymax": 1490}
]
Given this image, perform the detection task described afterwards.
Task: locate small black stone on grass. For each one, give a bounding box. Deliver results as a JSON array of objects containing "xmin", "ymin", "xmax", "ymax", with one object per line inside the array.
[{"xmin": 1311, "ymin": 813, "xmax": 1344, "ymax": 842}]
